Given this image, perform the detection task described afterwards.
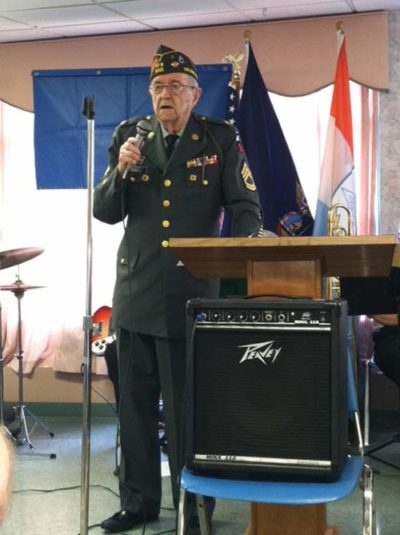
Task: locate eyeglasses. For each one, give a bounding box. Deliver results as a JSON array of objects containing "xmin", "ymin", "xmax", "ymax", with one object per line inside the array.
[{"xmin": 150, "ymin": 82, "xmax": 197, "ymax": 95}]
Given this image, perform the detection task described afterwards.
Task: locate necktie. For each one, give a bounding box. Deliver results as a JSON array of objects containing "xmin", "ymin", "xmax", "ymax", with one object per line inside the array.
[{"xmin": 165, "ymin": 134, "xmax": 179, "ymax": 159}]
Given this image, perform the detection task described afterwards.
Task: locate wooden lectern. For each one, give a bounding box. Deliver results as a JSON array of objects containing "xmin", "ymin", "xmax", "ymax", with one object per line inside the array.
[{"xmin": 170, "ymin": 235, "xmax": 398, "ymax": 535}]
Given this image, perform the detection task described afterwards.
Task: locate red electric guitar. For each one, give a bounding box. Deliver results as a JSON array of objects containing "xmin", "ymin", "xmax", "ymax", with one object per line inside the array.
[{"xmin": 92, "ymin": 305, "xmax": 115, "ymax": 356}]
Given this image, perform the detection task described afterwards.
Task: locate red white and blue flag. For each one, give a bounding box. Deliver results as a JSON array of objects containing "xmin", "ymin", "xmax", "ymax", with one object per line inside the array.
[{"xmin": 313, "ymin": 32, "xmax": 357, "ymax": 236}]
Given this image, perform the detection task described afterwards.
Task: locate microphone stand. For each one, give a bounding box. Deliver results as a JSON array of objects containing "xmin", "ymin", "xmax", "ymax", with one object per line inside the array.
[{"xmin": 80, "ymin": 96, "xmax": 95, "ymax": 535}]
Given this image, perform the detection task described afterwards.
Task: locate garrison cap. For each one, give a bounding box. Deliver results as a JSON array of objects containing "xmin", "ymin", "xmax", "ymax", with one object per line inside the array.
[{"xmin": 150, "ymin": 44, "xmax": 198, "ymax": 81}]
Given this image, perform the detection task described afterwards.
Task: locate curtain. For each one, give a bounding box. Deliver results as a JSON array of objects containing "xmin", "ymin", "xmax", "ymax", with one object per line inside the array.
[
  {"xmin": 0, "ymin": 12, "xmax": 389, "ymax": 112},
  {"xmin": 353, "ymin": 86, "xmax": 380, "ymax": 363},
  {"xmin": 358, "ymin": 86, "xmax": 379, "ymax": 236}
]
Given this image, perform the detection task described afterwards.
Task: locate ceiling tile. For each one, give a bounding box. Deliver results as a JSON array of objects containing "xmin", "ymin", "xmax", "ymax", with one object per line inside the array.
[
  {"xmin": 229, "ymin": 0, "xmax": 343, "ymax": 7},
  {"xmin": 0, "ymin": 0, "xmax": 93, "ymax": 11},
  {"xmin": 353, "ymin": 0, "xmax": 400, "ymax": 11},
  {"xmin": 0, "ymin": 16, "xmax": 31, "ymax": 30},
  {"xmin": 51, "ymin": 19, "xmax": 152, "ymax": 37},
  {"xmin": 0, "ymin": 27, "xmax": 65, "ymax": 43},
  {"xmin": 246, "ymin": 1, "xmax": 352, "ymax": 20},
  {"xmin": 104, "ymin": 0, "xmax": 234, "ymax": 17},
  {"xmin": 0, "ymin": 0, "xmax": 399, "ymax": 44},
  {"xmin": 144, "ymin": 11, "xmax": 252, "ymax": 30},
  {"xmin": 3, "ymin": 5, "xmax": 128, "ymax": 27}
]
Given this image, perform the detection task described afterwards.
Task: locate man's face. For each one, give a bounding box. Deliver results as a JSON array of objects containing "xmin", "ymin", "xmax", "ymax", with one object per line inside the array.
[{"xmin": 149, "ymin": 73, "xmax": 202, "ymax": 132}]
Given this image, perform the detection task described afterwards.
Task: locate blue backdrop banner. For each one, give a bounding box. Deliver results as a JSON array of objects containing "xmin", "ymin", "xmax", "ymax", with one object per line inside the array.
[{"xmin": 33, "ymin": 64, "xmax": 232, "ymax": 189}]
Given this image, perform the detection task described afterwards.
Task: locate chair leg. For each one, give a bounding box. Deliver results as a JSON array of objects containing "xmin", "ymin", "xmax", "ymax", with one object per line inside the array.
[
  {"xmin": 177, "ymin": 488, "xmax": 188, "ymax": 535},
  {"xmin": 177, "ymin": 490, "xmax": 212, "ymax": 535},
  {"xmin": 196, "ymin": 495, "xmax": 212, "ymax": 535},
  {"xmin": 362, "ymin": 464, "xmax": 375, "ymax": 535},
  {"xmin": 354, "ymin": 411, "xmax": 364, "ymax": 454},
  {"xmin": 364, "ymin": 360, "xmax": 371, "ymax": 447}
]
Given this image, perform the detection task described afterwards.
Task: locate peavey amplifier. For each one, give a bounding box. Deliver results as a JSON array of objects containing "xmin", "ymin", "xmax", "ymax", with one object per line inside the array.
[{"xmin": 185, "ymin": 298, "xmax": 349, "ymax": 481}]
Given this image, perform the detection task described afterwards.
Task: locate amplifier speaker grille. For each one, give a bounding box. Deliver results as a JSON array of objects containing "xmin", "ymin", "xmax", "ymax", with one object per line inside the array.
[{"xmin": 185, "ymin": 298, "xmax": 348, "ymax": 480}]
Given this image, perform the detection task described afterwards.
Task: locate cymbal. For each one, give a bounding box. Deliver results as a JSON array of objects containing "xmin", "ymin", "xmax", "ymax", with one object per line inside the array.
[
  {"xmin": 0, "ymin": 247, "xmax": 44, "ymax": 270},
  {"xmin": 0, "ymin": 283, "xmax": 44, "ymax": 293}
]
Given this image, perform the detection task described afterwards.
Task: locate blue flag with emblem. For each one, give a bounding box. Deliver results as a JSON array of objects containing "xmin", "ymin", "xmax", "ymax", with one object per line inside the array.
[
  {"xmin": 238, "ymin": 43, "xmax": 314, "ymax": 236},
  {"xmin": 33, "ymin": 64, "xmax": 232, "ymax": 189}
]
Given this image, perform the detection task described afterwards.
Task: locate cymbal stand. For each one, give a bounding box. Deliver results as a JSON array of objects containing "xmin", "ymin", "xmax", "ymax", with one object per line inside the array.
[
  {"xmin": 11, "ymin": 276, "xmax": 56, "ymax": 458},
  {"xmin": 0, "ymin": 294, "xmax": 13, "ymax": 440}
]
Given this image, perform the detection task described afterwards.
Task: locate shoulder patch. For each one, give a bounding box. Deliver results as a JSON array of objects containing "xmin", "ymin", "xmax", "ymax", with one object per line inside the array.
[{"xmin": 241, "ymin": 161, "xmax": 257, "ymax": 191}]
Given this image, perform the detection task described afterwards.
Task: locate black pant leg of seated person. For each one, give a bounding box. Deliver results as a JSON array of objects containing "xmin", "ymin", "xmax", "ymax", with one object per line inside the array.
[{"xmin": 373, "ymin": 327, "xmax": 400, "ymax": 389}]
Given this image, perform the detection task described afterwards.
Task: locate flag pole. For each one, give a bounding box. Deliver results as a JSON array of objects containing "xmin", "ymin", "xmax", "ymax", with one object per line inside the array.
[
  {"xmin": 243, "ymin": 30, "xmax": 251, "ymax": 68},
  {"xmin": 333, "ymin": 20, "xmax": 360, "ymax": 395}
]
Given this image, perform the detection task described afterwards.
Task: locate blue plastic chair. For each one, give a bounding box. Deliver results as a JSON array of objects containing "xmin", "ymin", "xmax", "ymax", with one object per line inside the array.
[{"xmin": 177, "ymin": 352, "xmax": 374, "ymax": 535}]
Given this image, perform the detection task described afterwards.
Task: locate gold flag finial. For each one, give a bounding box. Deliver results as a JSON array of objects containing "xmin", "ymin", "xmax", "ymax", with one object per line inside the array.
[
  {"xmin": 336, "ymin": 21, "xmax": 344, "ymax": 35},
  {"xmin": 222, "ymin": 52, "xmax": 244, "ymax": 91},
  {"xmin": 244, "ymin": 29, "xmax": 252, "ymax": 42},
  {"xmin": 222, "ymin": 52, "xmax": 244, "ymax": 76}
]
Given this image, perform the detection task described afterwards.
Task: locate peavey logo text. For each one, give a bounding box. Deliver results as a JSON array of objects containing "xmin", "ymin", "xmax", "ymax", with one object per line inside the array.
[{"xmin": 238, "ymin": 340, "xmax": 282, "ymax": 366}]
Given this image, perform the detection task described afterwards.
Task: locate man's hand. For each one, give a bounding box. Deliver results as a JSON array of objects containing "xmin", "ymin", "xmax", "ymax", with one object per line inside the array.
[{"xmin": 117, "ymin": 137, "xmax": 143, "ymax": 176}]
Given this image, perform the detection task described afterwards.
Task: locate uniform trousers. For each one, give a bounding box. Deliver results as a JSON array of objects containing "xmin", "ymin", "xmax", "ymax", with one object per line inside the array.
[{"xmin": 116, "ymin": 328, "xmax": 187, "ymax": 516}]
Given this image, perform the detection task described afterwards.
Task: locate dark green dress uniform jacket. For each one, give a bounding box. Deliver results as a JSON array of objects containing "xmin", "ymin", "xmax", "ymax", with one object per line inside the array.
[{"xmin": 93, "ymin": 112, "xmax": 262, "ymax": 338}]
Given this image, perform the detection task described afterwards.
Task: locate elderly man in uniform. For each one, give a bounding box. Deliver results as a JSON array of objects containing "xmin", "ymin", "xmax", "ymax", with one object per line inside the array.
[{"xmin": 94, "ymin": 45, "xmax": 263, "ymax": 533}]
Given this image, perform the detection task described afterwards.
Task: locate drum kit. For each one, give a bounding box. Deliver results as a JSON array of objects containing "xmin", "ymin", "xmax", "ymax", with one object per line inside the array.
[{"xmin": 0, "ymin": 246, "xmax": 55, "ymax": 456}]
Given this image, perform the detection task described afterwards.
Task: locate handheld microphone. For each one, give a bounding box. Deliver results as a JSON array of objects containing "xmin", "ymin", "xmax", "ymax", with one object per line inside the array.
[{"xmin": 122, "ymin": 119, "xmax": 152, "ymax": 179}]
